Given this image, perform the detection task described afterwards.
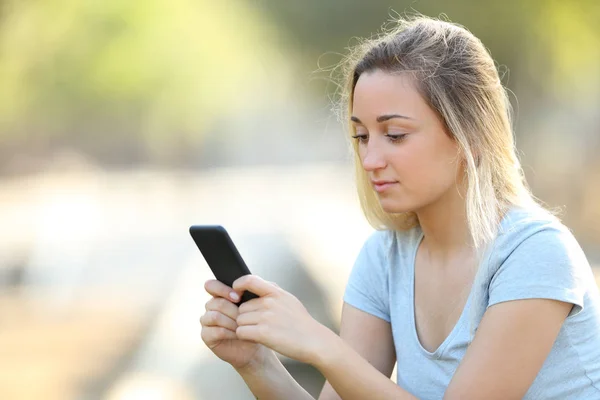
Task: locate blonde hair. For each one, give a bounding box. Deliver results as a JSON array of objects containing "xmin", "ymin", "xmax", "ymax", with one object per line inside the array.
[{"xmin": 331, "ymin": 15, "xmax": 549, "ymax": 251}]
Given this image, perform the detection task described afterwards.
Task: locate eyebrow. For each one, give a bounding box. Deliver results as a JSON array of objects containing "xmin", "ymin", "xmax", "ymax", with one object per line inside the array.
[{"xmin": 350, "ymin": 114, "xmax": 414, "ymax": 124}]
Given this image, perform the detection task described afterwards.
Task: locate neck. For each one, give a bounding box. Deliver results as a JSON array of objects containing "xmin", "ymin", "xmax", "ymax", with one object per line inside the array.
[{"xmin": 415, "ymin": 182, "xmax": 473, "ymax": 263}]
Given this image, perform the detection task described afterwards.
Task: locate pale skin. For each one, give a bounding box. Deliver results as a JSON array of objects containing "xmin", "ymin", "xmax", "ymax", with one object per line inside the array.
[{"xmin": 200, "ymin": 69, "xmax": 573, "ymax": 399}]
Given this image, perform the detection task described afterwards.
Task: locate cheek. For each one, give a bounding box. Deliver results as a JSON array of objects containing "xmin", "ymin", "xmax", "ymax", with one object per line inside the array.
[
  {"xmin": 422, "ymin": 156, "xmax": 461, "ymax": 194},
  {"xmin": 393, "ymin": 144, "xmax": 459, "ymax": 187},
  {"xmin": 388, "ymin": 144, "xmax": 429, "ymax": 177}
]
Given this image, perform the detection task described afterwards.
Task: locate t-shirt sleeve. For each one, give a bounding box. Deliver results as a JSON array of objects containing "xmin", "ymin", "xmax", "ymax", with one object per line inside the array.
[
  {"xmin": 343, "ymin": 231, "xmax": 391, "ymax": 322},
  {"xmin": 488, "ymin": 225, "xmax": 588, "ymax": 317}
]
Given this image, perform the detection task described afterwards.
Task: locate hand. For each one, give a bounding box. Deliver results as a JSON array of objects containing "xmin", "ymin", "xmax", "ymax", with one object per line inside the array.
[
  {"xmin": 200, "ymin": 279, "xmax": 270, "ymax": 372},
  {"xmin": 233, "ymin": 275, "xmax": 334, "ymax": 365}
]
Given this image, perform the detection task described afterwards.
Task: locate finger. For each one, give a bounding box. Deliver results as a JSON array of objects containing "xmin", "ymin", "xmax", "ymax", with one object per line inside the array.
[
  {"xmin": 232, "ymin": 275, "xmax": 279, "ymax": 298},
  {"xmin": 202, "ymin": 326, "xmax": 238, "ymax": 346},
  {"xmin": 236, "ymin": 311, "xmax": 265, "ymax": 327},
  {"xmin": 236, "ymin": 325, "xmax": 263, "ymax": 343},
  {"xmin": 238, "ymin": 296, "xmax": 275, "ymax": 314},
  {"xmin": 204, "ymin": 279, "xmax": 243, "ymax": 303},
  {"xmin": 200, "ymin": 310, "xmax": 239, "ymax": 331},
  {"xmin": 205, "ymin": 297, "xmax": 240, "ymax": 320}
]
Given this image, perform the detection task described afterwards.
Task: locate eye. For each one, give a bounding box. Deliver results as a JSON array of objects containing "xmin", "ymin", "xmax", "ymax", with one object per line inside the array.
[
  {"xmin": 351, "ymin": 133, "xmax": 369, "ymax": 144},
  {"xmin": 386, "ymin": 133, "xmax": 407, "ymax": 143}
]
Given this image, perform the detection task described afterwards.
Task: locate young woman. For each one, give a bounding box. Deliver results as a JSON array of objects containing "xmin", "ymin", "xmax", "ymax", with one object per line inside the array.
[{"xmin": 199, "ymin": 16, "xmax": 600, "ymax": 399}]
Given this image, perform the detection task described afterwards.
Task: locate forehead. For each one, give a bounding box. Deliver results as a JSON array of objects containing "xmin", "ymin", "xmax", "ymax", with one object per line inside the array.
[{"xmin": 352, "ymin": 70, "xmax": 428, "ymax": 119}]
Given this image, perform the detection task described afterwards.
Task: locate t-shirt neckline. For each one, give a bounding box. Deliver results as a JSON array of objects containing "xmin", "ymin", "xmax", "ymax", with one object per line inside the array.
[{"xmin": 409, "ymin": 227, "xmax": 474, "ymax": 359}]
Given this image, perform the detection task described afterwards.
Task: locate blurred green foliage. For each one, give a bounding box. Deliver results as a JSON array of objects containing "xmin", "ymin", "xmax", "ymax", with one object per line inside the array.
[
  {"xmin": 254, "ymin": 0, "xmax": 600, "ymax": 96},
  {"xmin": 0, "ymin": 0, "xmax": 598, "ymax": 168},
  {"xmin": 0, "ymin": 0, "xmax": 285, "ymax": 164}
]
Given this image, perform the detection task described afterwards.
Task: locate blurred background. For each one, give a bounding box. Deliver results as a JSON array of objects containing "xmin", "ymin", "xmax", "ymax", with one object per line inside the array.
[{"xmin": 1, "ymin": 0, "xmax": 599, "ymax": 399}]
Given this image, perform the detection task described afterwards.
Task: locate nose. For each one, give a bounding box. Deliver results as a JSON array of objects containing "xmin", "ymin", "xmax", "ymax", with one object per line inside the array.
[{"xmin": 361, "ymin": 141, "xmax": 387, "ymax": 172}]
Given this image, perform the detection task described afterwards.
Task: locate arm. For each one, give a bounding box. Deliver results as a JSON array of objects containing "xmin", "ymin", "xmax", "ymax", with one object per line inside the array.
[
  {"xmin": 200, "ymin": 279, "xmax": 313, "ymax": 400},
  {"xmin": 235, "ymin": 300, "xmax": 397, "ymax": 400},
  {"xmin": 311, "ymin": 332, "xmax": 417, "ymax": 400},
  {"xmin": 319, "ymin": 303, "xmax": 396, "ymax": 400},
  {"xmin": 234, "ymin": 292, "xmax": 570, "ymax": 400},
  {"xmin": 443, "ymin": 298, "xmax": 572, "ymax": 399},
  {"xmin": 313, "ymin": 300, "xmax": 571, "ymax": 400},
  {"xmin": 235, "ymin": 349, "xmax": 314, "ymax": 400},
  {"xmin": 233, "ymin": 275, "xmax": 419, "ymax": 400},
  {"xmin": 442, "ymin": 225, "xmax": 585, "ymax": 398}
]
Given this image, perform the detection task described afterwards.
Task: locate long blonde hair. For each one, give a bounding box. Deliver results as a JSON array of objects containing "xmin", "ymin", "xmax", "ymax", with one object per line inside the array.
[{"xmin": 332, "ymin": 15, "xmax": 548, "ymax": 251}]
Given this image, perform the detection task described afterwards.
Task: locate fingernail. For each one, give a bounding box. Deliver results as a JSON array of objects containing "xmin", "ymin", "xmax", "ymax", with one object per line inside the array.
[{"xmin": 230, "ymin": 292, "xmax": 240, "ymax": 301}]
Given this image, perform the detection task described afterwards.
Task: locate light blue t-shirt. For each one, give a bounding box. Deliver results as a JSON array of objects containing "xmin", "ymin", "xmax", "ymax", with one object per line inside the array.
[{"xmin": 344, "ymin": 205, "xmax": 600, "ymax": 399}]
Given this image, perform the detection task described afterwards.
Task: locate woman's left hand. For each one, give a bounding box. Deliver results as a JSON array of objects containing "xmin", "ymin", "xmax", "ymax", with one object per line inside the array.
[{"xmin": 232, "ymin": 275, "xmax": 334, "ymax": 366}]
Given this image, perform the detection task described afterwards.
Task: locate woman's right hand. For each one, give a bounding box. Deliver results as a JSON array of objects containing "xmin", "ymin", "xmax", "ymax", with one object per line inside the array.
[{"xmin": 200, "ymin": 279, "xmax": 268, "ymax": 372}]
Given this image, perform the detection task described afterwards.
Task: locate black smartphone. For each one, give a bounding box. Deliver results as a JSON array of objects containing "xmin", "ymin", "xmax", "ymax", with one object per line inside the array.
[{"xmin": 189, "ymin": 225, "xmax": 259, "ymax": 304}]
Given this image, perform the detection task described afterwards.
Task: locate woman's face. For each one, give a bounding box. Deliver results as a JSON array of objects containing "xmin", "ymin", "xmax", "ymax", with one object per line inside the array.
[{"xmin": 351, "ymin": 69, "xmax": 464, "ymax": 213}]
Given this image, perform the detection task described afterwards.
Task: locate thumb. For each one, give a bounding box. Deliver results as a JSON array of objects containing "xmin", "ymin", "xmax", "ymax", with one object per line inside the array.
[{"xmin": 233, "ymin": 275, "xmax": 278, "ymax": 297}]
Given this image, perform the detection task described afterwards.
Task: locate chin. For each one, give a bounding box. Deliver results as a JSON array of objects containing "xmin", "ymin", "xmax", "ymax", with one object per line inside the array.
[{"xmin": 378, "ymin": 198, "xmax": 415, "ymax": 214}]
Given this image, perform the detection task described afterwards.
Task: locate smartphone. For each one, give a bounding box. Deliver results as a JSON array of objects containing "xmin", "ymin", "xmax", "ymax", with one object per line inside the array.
[{"xmin": 189, "ymin": 225, "xmax": 259, "ymax": 304}]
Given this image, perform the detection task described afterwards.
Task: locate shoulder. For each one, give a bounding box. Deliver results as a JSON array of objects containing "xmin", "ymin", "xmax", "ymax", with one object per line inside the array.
[
  {"xmin": 499, "ymin": 205, "xmax": 565, "ymax": 238},
  {"xmin": 486, "ymin": 205, "xmax": 592, "ymax": 305},
  {"xmin": 349, "ymin": 226, "xmax": 422, "ymax": 274},
  {"xmin": 484, "ymin": 205, "xmax": 592, "ymax": 303},
  {"xmin": 486, "ymin": 206, "xmax": 592, "ymax": 287},
  {"xmin": 493, "ymin": 205, "xmax": 584, "ymax": 262},
  {"xmin": 345, "ymin": 226, "xmax": 421, "ymax": 320}
]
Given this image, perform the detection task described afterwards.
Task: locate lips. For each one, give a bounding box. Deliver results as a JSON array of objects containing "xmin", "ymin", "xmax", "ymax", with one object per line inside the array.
[{"xmin": 371, "ymin": 180, "xmax": 398, "ymax": 193}]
